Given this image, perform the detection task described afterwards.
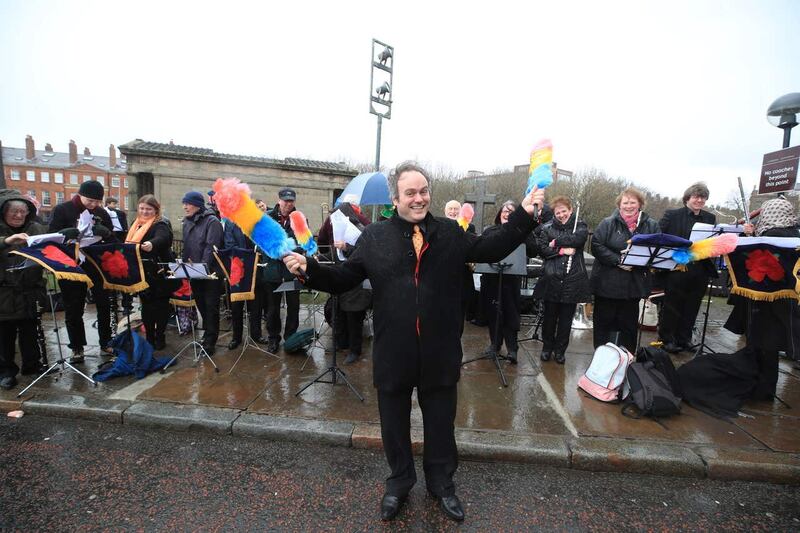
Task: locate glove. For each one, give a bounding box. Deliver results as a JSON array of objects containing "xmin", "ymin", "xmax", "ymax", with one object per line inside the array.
[
  {"xmin": 92, "ymin": 223, "xmax": 111, "ymax": 239},
  {"xmin": 58, "ymin": 228, "xmax": 80, "ymax": 240}
]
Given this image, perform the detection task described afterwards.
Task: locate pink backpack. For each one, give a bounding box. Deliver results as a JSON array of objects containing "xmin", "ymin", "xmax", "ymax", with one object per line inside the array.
[{"xmin": 578, "ymin": 343, "xmax": 634, "ymax": 402}]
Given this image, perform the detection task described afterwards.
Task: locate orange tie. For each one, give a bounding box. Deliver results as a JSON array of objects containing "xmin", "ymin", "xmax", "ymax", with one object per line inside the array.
[{"xmin": 412, "ymin": 224, "xmax": 424, "ymax": 258}]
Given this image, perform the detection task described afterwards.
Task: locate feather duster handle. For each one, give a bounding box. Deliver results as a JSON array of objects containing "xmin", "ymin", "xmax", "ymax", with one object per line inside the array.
[
  {"xmin": 290, "ymin": 211, "xmax": 318, "ymax": 255},
  {"xmin": 526, "ymin": 138, "xmax": 554, "ymax": 195},
  {"xmin": 672, "ymin": 233, "xmax": 738, "ymax": 265},
  {"xmin": 457, "ymin": 203, "xmax": 474, "ymax": 231},
  {"xmin": 212, "ymin": 178, "xmax": 296, "ymax": 259}
]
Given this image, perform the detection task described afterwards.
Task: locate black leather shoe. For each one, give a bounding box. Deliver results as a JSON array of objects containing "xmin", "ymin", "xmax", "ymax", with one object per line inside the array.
[
  {"xmin": 554, "ymin": 351, "xmax": 565, "ymax": 364},
  {"xmin": 0, "ymin": 376, "xmax": 17, "ymax": 390},
  {"xmin": 540, "ymin": 350, "xmax": 552, "ymax": 362},
  {"xmin": 662, "ymin": 342, "xmax": 681, "ymax": 354},
  {"xmin": 380, "ymin": 494, "xmax": 406, "ymax": 521},
  {"xmin": 267, "ymin": 341, "xmax": 279, "ymax": 354},
  {"xmin": 507, "ymin": 351, "xmax": 518, "ymax": 364},
  {"xmin": 21, "ymin": 364, "xmax": 47, "ymax": 376},
  {"xmin": 228, "ymin": 339, "xmax": 241, "ymax": 350},
  {"xmin": 437, "ymin": 494, "xmax": 465, "ymax": 522},
  {"xmin": 253, "ymin": 337, "xmax": 269, "ymax": 345}
]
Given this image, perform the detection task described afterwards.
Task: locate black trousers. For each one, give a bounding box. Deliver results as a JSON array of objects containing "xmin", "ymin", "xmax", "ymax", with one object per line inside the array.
[
  {"xmin": 334, "ymin": 308, "xmax": 366, "ymax": 355},
  {"xmin": 191, "ymin": 279, "xmax": 222, "ymax": 345},
  {"xmin": 231, "ymin": 286, "xmax": 263, "ymax": 342},
  {"xmin": 659, "ymin": 270, "xmax": 708, "ymax": 347},
  {"xmin": 593, "ymin": 296, "xmax": 639, "ymax": 353},
  {"xmin": 377, "ymin": 386, "xmax": 458, "ymax": 498},
  {"xmin": 60, "ymin": 279, "xmax": 111, "ymax": 350},
  {"xmin": 264, "ymin": 283, "xmax": 299, "ymax": 343},
  {"xmin": 0, "ymin": 319, "xmax": 41, "ymax": 378},
  {"xmin": 141, "ymin": 294, "xmax": 170, "ymax": 345},
  {"xmin": 542, "ymin": 301, "xmax": 577, "ymax": 354}
]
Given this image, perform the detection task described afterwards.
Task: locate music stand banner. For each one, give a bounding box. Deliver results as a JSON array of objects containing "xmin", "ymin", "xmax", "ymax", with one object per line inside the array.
[
  {"xmin": 725, "ymin": 237, "xmax": 800, "ymax": 302},
  {"xmin": 82, "ymin": 243, "xmax": 148, "ymax": 293},
  {"xmin": 213, "ymin": 247, "xmax": 259, "ymax": 302},
  {"xmin": 170, "ymin": 279, "xmax": 195, "ymax": 307},
  {"xmin": 10, "ymin": 242, "xmax": 93, "ymax": 287}
]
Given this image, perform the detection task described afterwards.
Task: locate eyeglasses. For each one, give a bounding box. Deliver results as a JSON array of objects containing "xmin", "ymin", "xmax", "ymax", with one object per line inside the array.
[{"xmin": 7, "ymin": 209, "xmax": 29, "ymax": 216}]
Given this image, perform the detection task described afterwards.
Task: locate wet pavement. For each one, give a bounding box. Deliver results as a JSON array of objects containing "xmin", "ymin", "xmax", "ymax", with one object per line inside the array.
[{"xmin": 1, "ymin": 294, "xmax": 799, "ymax": 483}]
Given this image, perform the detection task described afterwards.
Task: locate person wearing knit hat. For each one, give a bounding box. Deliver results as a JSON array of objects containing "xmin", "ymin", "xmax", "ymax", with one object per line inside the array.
[
  {"xmin": 48, "ymin": 180, "xmax": 118, "ymax": 363},
  {"xmin": 182, "ymin": 191, "xmax": 206, "ymax": 209}
]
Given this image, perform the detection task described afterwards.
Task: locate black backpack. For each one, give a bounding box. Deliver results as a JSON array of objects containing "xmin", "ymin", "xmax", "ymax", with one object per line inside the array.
[
  {"xmin": 622, "ymin": 351, "xmax": 682, "ymax": 420},
  {"xmin": 636, "ymin": 347, "xmax": 683, "ymax": 398}
]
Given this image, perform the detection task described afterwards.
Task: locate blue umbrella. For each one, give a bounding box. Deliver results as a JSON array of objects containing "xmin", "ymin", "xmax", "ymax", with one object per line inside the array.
[{"xmin": 335, "ymin": 172, "xmax": 390, "ymax": 206}]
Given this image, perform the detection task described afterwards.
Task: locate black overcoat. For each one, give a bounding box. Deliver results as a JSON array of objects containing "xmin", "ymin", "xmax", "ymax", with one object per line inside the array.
[
  {"xmin": 533, "ymin": 213, "xmax": 591, "ymax": 303},
  {"xmin": 590, "ymin": 209, "xmax": 660, "ymax": 300},
  {"xmin": 304, "ymin": 205, "xmax": 538, "ymax": 391}
]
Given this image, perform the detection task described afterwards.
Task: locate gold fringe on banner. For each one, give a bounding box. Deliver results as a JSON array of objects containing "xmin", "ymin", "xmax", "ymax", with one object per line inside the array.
[
  {"xmin": 213, "ymin": 249, "xmax": 259, "ymax": 302},
  {"xmin": 170, "ymin": 298, "xmax": 196, "ymax": 307},
  {"xmin": 82, "ymin": 243, "xmax": 149, "ymax": 294},
  {"xmin": 9, "ymin": 250, "xmax": 94, "ymax": 288},
  {"xmin": 724, "ymin": 253, "xmax": 800, "ymax": 302}
]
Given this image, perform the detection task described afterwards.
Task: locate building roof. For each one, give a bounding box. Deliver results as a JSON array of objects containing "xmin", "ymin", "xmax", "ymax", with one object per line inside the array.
[
  {"xmin": 1, "ymin": 146, "xmax": 127, "ymax": 173},
  {"xmin": 118, "ymin": 139, "xmax": 357, "ymax": 176}
]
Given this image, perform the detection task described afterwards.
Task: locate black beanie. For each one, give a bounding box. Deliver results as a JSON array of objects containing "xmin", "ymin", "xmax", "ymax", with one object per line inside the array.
[{"xmin": 78, "ymin": 180, "xmax": 105, "ymax": 201}]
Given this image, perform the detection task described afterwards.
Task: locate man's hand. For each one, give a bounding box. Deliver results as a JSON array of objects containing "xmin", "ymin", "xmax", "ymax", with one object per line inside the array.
[
  {"xmin": 141, "ymin": 241, "xmax": 153, "ymax": 252},
  {"xmin": 521, "ymin": 185, "xmax": 545, "ymax": 216},
  {"xmin": 3, "ymin": 233, "xmax": 29, "ymax": 246},
  {"xmin": 333, "ymin": 240, "xmax": 347, "ymax": 250},
  {"xmin": 283, "ymin": 251, "xmax": 307, "ymax": 275},
  {"xmin": 618, "ymin": 264, "xmax": 633, "ymax": 271},
  {"xmin": 561, "ymin": 247, "xmax": 576, "ymax": 256},
  {"xmin": 743, "ymin": 223, "xmax": 755, "ymax": 236}
]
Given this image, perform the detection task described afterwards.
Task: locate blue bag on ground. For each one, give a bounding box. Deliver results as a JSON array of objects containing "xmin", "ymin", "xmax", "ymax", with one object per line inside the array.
[{"xmin": 92, "ymin": 329, "xmax": 172, "ymax": 381}]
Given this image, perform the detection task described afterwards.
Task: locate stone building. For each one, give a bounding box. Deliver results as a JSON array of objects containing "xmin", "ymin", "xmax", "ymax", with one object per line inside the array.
[{"xmin": 118, "ymin": 139, "xmax": 358, "ymax": 234}]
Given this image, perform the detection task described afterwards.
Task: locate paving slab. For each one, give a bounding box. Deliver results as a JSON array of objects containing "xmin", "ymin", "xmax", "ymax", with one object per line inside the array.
[
  {"xmin": 696, "ymin": 446, "xmax": 800, "ymax": 484},
  {"xmin": 571, "ymin": 437, "xmax": 706, "ymax": 478},
  {"xmin": 124, "ymin": 401, "xmax": 240, "ymax": 434},
  {"xmin": 731, "ymin": 412, "xmax": 800, "ymax": 453},
  {"xmin": 21, "ymin": 393, "xmax": 131, "ymax": 423},
  {"xmin": 456, "ymin": 429, "xmax": 570, "ymax": 467},
  {"xmin": 233, "ymin": 412, "xmax": 354, "ymax": 446}
]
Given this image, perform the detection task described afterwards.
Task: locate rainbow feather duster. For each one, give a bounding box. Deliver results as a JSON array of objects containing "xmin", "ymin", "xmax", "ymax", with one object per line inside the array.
[
  {"xmin": 290, "ymin": 211, "xmax": 318, "ymax": 255},
  {"xmin": 456, "ymin": 203, "xmax": 474, "ymax": 231},
  {"xmin": 672, "ymin": 233, "xmax": 738, "ymax": 265},
  {"xmin": 212, "ymin": 178, "xmax": 296, "ymax": 259},
  {"xmin": 526, "ymin": 138, "xmax": 554, "ymax": 195}
]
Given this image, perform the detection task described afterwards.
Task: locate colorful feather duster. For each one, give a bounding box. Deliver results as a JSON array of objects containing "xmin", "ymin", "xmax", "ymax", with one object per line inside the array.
[
  {"xmin": 290, "ymin": 211, "xmax": 318, "ymax": 255},
  {"xmin": 456, "ymin": 203, "xmax": 474, "ymax": 231},
  {"xmin": 672, "ymin": 233, "xmax": 738, "ymax": 265},
  {"xmin": 212, "ymin": 178, "xmax": 296, "ymax": 259},
  {"xmin": 526, "ymin": 138, "xmax": 554, "ymax": 195}
]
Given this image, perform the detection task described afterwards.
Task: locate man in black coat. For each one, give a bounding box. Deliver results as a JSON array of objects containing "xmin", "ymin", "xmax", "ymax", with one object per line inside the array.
[
  {"xmin": 283, "ymin": 162, "xmax": 544, "ymax": 523},
  {"xmin": 658, "ymin": 182, "xmax": 716, "ymax": 353},
  {"xmin": 104, "ymin": 197, "xmax": 128, "ymax": 241},
  {"xmin": 48, "ymin": 180, "xmax": 117, "ymax": 362}
]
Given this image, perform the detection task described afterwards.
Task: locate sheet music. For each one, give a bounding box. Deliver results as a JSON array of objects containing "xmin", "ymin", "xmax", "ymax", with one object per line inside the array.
[
  {"xmin": 330, "ymin": 210, "xmax": 362, "ymax": 261},
  {"xmin": 689, "ymin": 222, "xmax": 745, "ymax": 242},
  {"xmin": 620, "ymin": 244, "xmax": 678, "ymax": 270},
  {"xmin": 168, "ymin": 262, "xmax": 210, "ymax": 279},
  {"xmin": 26, "ymin": 233, "xmax": 64, "ymax": 247},
  {"xmin": 77, "ymin": 210, "xmax": 94, "ymax": 236}
]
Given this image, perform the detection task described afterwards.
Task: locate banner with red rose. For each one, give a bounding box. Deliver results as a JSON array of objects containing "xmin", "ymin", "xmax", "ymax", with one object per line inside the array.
[
  {"xmin": 10, "ymin": 242, "xmax": 93, "ymax": 287},
  {"xmin": 81, "ymin": 243, "xmax": 149, "ymax": 294},
  {"xmin": 169, "ymin": 279, "xmax": 195, "ymax": 307},
  {"xmin": 724, "ymin": 236, "xmax": 800, "ymax": 302},
  {"xmin": 213, "ymin": 247, "xmax": 259, "ymax": 302}
]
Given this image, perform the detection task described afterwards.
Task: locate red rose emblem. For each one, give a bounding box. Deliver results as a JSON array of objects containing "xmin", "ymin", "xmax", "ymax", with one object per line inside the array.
[
  {"xmin": 745, "ymin": 249, "xmax": 784, "ymax": 283},
  {"xmin": 230, "ymin": 257, "xmax": 244, "ymax": 286},
  {"xmin": 174, "ymin": 279, "xmax": 192, "ymax": 297},
  {"xmin": 41, "ymin": 244, "xmax": 77, "ymax": 267},
  {"xmin": 100, "ymin": 250, "xmax": 129, "ymax": 279}
]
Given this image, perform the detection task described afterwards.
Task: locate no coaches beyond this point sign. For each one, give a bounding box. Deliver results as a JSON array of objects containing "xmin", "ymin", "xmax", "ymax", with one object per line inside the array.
[{"xmin": 759, "ymin": 145, "xmax": 800, "ymax": 194}]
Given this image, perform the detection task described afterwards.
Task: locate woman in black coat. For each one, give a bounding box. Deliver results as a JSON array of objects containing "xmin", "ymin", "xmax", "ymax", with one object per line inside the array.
[
  {"xmin": 125, "ymin": 194, "xmax": 175, "ymax": 350},
  {"xmin": 590, "ymin": 187, "xmax": 659, "ymax": 353},
  {"xmin": 534, "ymin": 196, "xmax": 591, "ymax": 364},
  {"xmin": 480, "ymin": 201, "xmax": 524, "ymax": 364}
]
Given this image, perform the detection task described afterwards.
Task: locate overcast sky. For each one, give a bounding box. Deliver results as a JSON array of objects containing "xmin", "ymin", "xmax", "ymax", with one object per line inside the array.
[{"xmin": 1, "ymin": 0, "xmax": 798, "ymax": 204}]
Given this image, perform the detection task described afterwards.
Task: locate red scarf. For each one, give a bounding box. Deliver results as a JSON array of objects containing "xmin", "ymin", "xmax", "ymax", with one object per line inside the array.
[{"xmin": 621, "ymin": 210, "xmax": 639, "ymax": 233}]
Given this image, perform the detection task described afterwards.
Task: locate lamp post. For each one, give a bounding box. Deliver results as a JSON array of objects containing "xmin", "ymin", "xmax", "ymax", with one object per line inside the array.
[
  {"xmin": 370, "ymin": 39, "xmax": 394, "ymax": 172},
  {"xmin": 766, "ymin": 92, "xmax": 800, "ymax": 148}
]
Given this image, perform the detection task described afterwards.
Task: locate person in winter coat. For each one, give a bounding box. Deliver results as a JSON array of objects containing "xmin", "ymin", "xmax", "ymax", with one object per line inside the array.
[
  {"xmin": 480, "ymin": 201, "xmax": 525, "ymax": 364},
  {"xmin": 126, "ymin": 195, "xmax": 175, "ymax": 351},
  {"xmin": 49, "ymin": 180, "xmax": 117, "ymax": 362},
  {"xmin": 282, "ymin": 161, "xmax": 545, "ymax": 523},
  {"xmin": 658, "ymin": 182, "xmax": 717, "ymax": 353},
  {"xmin": 724, "ymin": 197, "xmax": 800, "ymax": 400},
  {"xmin": 181, "ymin": 191, "xmax": 224, "ymax": 355},
  {"xmin": 590, "ymin": 187, "xmax": 660, "ymax": 353},
  {"xmin": 0, "ymin": 190, "xmax": 47, "ymax": 390},
  {"xmin": 534, "ymin": 196, "xmax": 591, "ymax": 364},
  {"xmin": 317, "ymin": 198, "xmax": 372, "ymax": 364}
]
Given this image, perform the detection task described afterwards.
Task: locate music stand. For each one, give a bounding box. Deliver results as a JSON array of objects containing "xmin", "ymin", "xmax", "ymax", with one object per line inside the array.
[
  {"xmin": 162, "ymin": 261, "xmax": 218, "ymax": 372},
  {"xmin": 690, "ymin": 281, "xmax": 717, "ymax": 358},
  {"xmin": 18, "ymin": 269, "xmax": 97, "ymax": 397},
  {"xmin": 463, "ymin": 245, "xmax": 526, "ymax": 387}
]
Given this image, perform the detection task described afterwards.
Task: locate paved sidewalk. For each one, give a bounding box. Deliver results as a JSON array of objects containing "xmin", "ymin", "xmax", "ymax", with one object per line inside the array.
[{"xmin": 2, "ymin": 298, "xmax": 799, "ymax": 484}]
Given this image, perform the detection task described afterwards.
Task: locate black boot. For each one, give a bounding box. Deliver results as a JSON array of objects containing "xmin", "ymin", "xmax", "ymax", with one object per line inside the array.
[
  {"xmin": 540, "ymin": 350, "xmax": 552, "ymax": 362},
  {"xmin": 554, "ymin": 351, "xmax": 565, "ymax": 364}
]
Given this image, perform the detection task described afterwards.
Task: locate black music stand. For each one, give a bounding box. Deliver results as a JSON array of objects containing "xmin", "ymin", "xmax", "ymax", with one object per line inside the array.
[
  {"xmin": 690, "ymin": 281, "xmax": 717, "ymax": 358},
  {"xmin": 162, "ymin": 261, "xmax": 219, "ymax": 372},
  {"xmin": 462, "ymin": 245, "xmax": 526, "ymax": 387},
  {"xmin": 18, "ymin": 268, "xmax": 97, "ymax": 397}
]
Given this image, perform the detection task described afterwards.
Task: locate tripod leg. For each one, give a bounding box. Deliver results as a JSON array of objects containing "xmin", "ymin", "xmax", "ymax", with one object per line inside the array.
[{"xmin": 333, "ymin": 367, "xmax": 364, "ymax": 401}]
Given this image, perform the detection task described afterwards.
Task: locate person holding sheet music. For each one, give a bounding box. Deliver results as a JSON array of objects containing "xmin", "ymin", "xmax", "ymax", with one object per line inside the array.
[
  {"xmin": 48, "ymin": 180, "xmax": 117, "ymax": 363},
  {"xmin": 0, "ymin": 190, "xmax": 47, "ymax": 390},
  {"xmin": 658, "ymin": 183, "xmax": 716, "ymax": 354},
  {"xmin": 126, "ymin": 194, "xmax": 175, "ymax": 351},
  {"xmin": 181, "ymin": 191, "xmax": 224, "ymax": 356},
  {"xmin": 590, "ymin": 187, "xmax": 659, "ymax": 353},
  {"xmin": 534, "ymin": 196, "xmax": 591, "ymax": 364}
]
